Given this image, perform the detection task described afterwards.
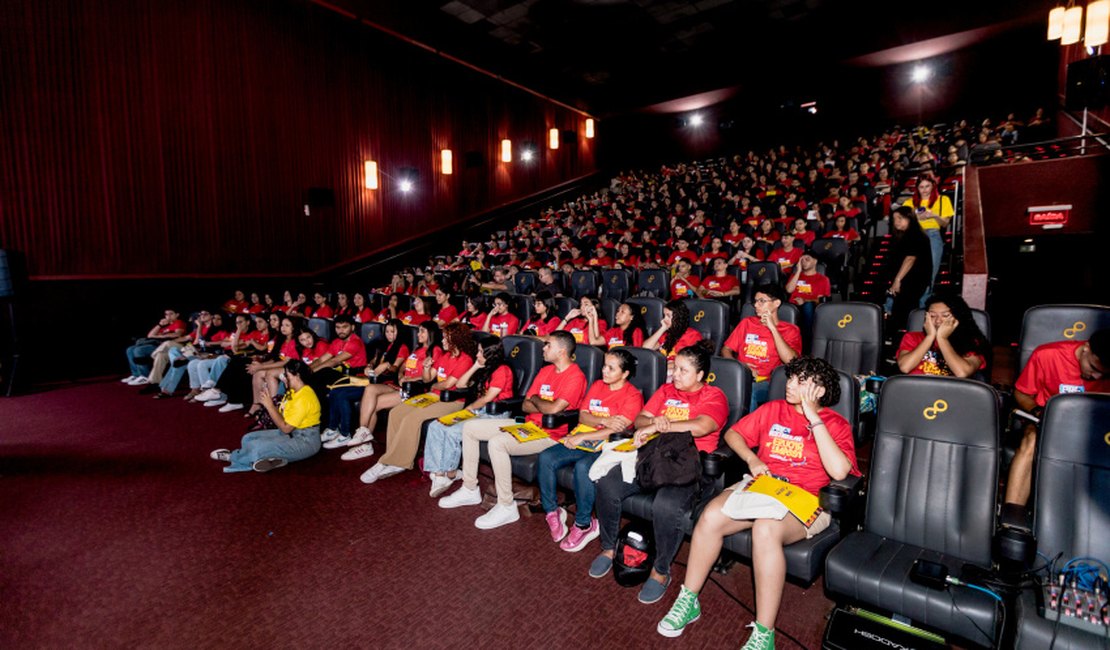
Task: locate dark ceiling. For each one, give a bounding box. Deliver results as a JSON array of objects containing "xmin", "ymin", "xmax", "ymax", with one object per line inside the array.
[{"xmin": 319, "ymin": 0, "xmax": 1045, "ymax": 115}]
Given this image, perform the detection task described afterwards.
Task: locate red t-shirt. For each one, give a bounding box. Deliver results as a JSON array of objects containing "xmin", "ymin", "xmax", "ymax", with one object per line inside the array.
[
  {"xmin": 464, "ymin": 312, "xmax": 488, "ymax": 330},
  {"xmin": 157, "ymin": 320, "xmax": 187, "ymax": 337},
  {"xmin": 487, "ymin": 312, "xmax": 521, "ymax": 337},
  {"xmin": 793, "ymin": 231, "xmax": 816, "ymax": 247},
  {"xmin": 703, "ymin": 274, "xmax": 739, "ymax": 296},
  {"xmin": 327, "ymin": 335, "xmax": 367, "ymax": 368},
  {"xmin": 434, "ymin": 352, "xmax": 473, "ymax": 384},
  {"xmin": 723, "ymin": 232, "xmax": 745, "ymax": 246},
  {"xmin": 485, "ymin": 365, "xmax": 514, "ymax": 402},
  {"xmin": 827, "ymin": 229, "xmax": 860, "ymax": 243},
  {"xmin": 223, "ymin": 300, "xmax": 249, "ymax": 314},
  {"xmin": 355, "ymin": 307, "xmax": 376, "ymax": 323},
  {"xmin": 723, "ymin": 317, "xmax": 803, "ymax": 381},
  {"xmin": 247, "ymin": 304, "xmax": 265, "ymax": 314},
  {"xmin": 642, "ymin": 383, "xmax": 730, "ymax": 453},
  {"xmin": 896, "ymin": 331, "xmax": 985, "ymax": 376},
  {"xmin": 402, "ymin": 311, "xmax": 431, "ymax": 326},
  {"xmin": 242, "ymin": 330, "xmax": 271, "ymax": 349},
  {"xmin": 562, "ymin": 317, "xmax": 590, "ymax": 344},
  {"xmin": 311, "ymin": 304, "xmax": 334, "ymax": 319},
  {"xmin": 302, "ymin": 340, "xmax": 330, "ymax": 364},
  {"xmin": 589, "ymin": 256, "xmax": 614, "ymax": 267},
  {"xmin": 667, "ymin": 250, "xmax": 698, "ymax": 266},
  {"xmin": 769, "ymin": 247, "xmax": 803, "ymax": 274},
  {"xmin": 437, "ymin": 304, "xmax": 460, "ymax": 324},
  {"xmin": 603, "ymin": 326, "xmax": 645, "ymax": 348},
  {"xmin": 671, "ymin": 275, "xmax": 701, "ymax": 300},
  {"xmin": 279, "ymin": 340, "xmax": 298, "ymax": 359},
  {"xmin": 526, "ymin": 316, "xmax": 562, "ymax": 336},
  {"xmin": 1015, "ymin": 340, "xmax": 1110, "ymax": 407},
  {"xmin": 789, "ymin": 272, "xmax": 831, "ymax": 304},
  {"xmin": 661, "ymin": 327, "xmax": 703, "ymax": 362},
  {"xmin": 401, "ymin": 346, "xmax": 441, "ymax": 381},
  {"xmin": 582, "ymin": 380, "xmax": 644, "ymax": 423},
  {"xmin": 733, "ymin": 400, "xmax": 859, "ymax": 495},
  {"xmin": 209, "ymin": 330, "xmax": 230, "ymax": 343},
  {"xmin": 699, "ymin": 251, "xmax": 728, "ymax": 266},
  {"xmin": 525, "ymin": 364, "xmax": 588, "ymax": 440}
]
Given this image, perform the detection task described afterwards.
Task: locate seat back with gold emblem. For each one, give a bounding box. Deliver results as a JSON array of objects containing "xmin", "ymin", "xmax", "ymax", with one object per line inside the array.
[
  {"xmin": 705, "ymin": 356, "xmax": 754, "ymax": 433},
  {"xmin": 811, "ymin": 302, "xmax": 883, "ymax": 375},
  {"xmin": 500, "ymin": 335, "xmax": 544, "ymax": 397},
  {"xmin": 682, "ymin": 298, "xmax": 729, "ymax": 354},
  {"xmin": 1018, "ymin": 304, "xmax": 1110, "ymax": 374}
]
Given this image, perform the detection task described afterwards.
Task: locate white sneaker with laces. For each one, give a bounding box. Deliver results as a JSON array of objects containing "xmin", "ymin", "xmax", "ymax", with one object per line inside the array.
[
  {"xmin": 347, "ymin": 426, "xmax": 374, "ymax": 446},
  {"xmin": 359, "ymin": 462, "xmax": 386, "ymax": 484},
  {"xmin": 130, "ymin": 376, "xmax": 150, "ymax": 386},
  {"xmin": 320, "ymin": 428, "xmax": 341, "ymax": 443},
  {"xmin": 475, "ymin": 503, "xmax": 520, "ymax": 530},
  {"xmin": 218, "ymin": 402, "xmax": 244, "ymax": 413},
  {"xmin": 341, "ymin": 444, "xmax": 375, "ymax": 461},
  {"xmin": 195, "ymin": 388, "xmax": 221, "ymax": 402},
  {"xmin": 438, "ymin": 485, "xmax": 482, "ymax": 509},
  {"xmin": 204, "ymin": 396, "xmax": 227, "ymax": 407},
  {"xmin": 323, "ymin": 434, "xmax": 352, "ymax": 450},
  {"xmin": 121, "ymin": 375, "xmax": 138, "ymax": 383},
  {"xmin": 429, "ymin": 474, "xmax": 460, "ymax": 498},
  {"xmin": 376, "ymin": 464, "xmax": 404, "ymax": 481}
]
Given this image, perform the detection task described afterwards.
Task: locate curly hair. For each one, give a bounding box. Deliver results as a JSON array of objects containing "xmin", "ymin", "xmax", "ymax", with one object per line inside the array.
[
  {"xmin": 662, "ymin": 300, "xmax": 691, "ymax": 352},
  {"xmin": 442, "ymin": 321, "xmax": 477, "ymax": 359},
  {"xmin": 784, "ymin": 356, "xmax": 841, "ymax": 407}
]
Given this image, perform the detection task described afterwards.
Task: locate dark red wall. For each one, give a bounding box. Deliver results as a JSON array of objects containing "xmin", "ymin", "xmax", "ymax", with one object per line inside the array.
[
  {"xmin": 0, "ymin": 0, "xmax": 595, "ymax": 279},
  {"xmin": 977, "ymin": 154, "xmax": 1107, "ymax": 238}
]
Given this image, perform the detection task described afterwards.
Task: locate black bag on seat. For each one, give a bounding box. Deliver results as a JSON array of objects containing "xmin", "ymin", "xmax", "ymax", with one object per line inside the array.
[{"xmin": 635, "ymin": 432, "xmax": 701, "ymax": 490}]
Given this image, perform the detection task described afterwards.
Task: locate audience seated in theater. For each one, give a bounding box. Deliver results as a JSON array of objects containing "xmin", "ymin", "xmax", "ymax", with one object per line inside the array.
[
  {"xmin": 207, "ymin": 314, "xmax": 276, "ymax": 413},
  {"xmin": 590, "ymin": 341, "xmax": 728, "ymax": 605},
  {"xmin": 895, "ymin": 294, "xmax": 987, "ymax": 378},
  {"xmin": 402, "ymin": 296, "xmax": 433, "ymax": 327},
  {"xmin": 460, "ymin": 295, "xmax": 489, "ymax": 330},
  {"xmin": 306, "ymin": 291, "xmax": 334, "ymax": 319},
  {"xmin": 561, "ymin": 296, "xmax": 606, "ymax": 345},
  {"xmin": 824, "ymin": 214, "xmax": 859, "ymax": 243},
  {"xmin": 482, "ymin": 292, "xmax": 521, "ymax": 338},
  {"xmin": 122, "ymin": 308, "xmax": 187, "ymax": 385},
  {"xmin": 209, "ymin": 360, "xmax": 321, "ymax": 474},
  {"xmin": 523, "ymin": 292, "xmax": 562, "ymax": 338},
  {"xmin": 433, "ymin": 288, "xmax": 459, "ymax": 326},
  {"xmin": 424, "ymin": 338, "xmax": 514, "ymax": 497},
  {"xmin": 657, "ymin": 357, "xmax": 858, "ymax": 649},
  {"xmin": 699, "ymin": 257, "xmax": 741, "ymax": 300},
  {"xmin": 193, "ymin": 313, "xmax": 254, "ymax": 405},
  {"xmin": 222, "ymin": 290, "xmax": 250, "ymax": 315},
  {"xmin": 303, "ymin": 315, "xmax": 367, "ymax": 404},
  {"xmin": 1005, "ymin": 329, "xmax": 1109, "ymax": 506},
  {"xmin": 722, "ymin": 284, "xmax": 801, "ymax": 411},
  {"xmin": 352, "ymin": 292, "xmax": 375, "ymax": 324},
  {"xmin": 243, "ymin": 315, "xmax": 305, "ymax": 418},
  {"xmin": 154, "ymin": 310, "xmax": 227, "ymax": 400},
  {"xmin": 323, "ymin": 319, "xmax": 409, "ymax": 451},
  {"xmin": 598, "ymin": 302, "xmax": 647, "ymax": 349},
  {"xmin": 767, "ymin": 231, "xmax": 803, "ymax": 277},
  {"xmin": 669, "ymin": 258, "xmax": 700, "ymax": 300},
  {"xmin": 439, "ymin": 331, "xmax": 587, "ymax": 530}
]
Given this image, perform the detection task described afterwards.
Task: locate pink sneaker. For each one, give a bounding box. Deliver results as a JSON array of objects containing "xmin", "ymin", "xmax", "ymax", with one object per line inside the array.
[
  {"xmin": 545, "ymin": 507, "xmax": 568, "ymax": 542},
  {"xmin": 560, "ymin": 517, "xmax": 600, "ymax": 552}
]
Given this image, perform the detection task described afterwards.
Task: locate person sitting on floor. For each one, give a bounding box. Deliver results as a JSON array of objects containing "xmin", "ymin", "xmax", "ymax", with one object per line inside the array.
[
  {"xmin": 209, "ymin": 359, "xmax": 322, "ymax": 473},
  {"xmin": 656, "ymin": 357, "xmax": 858, "ymax": 649}
]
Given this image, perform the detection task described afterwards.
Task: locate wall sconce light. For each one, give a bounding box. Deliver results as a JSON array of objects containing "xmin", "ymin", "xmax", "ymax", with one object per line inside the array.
[
  {"xmin": 441, "ymin": 149, "xmax": 453, "ymax": 175},
  {"xmin": 1086, "ymin": 0, "xmax": 1109, "ymax": 47},
  {"xmin": 549, "ymin": 128, "xmax": 559, "ymax": 150},
  {"xmin": 1049, "ymin": 5, "xmax": 1066, "ymax": 39},
  {"xmin": 500, "ymin": 139, "xmax": 512, "ymax": 163},
  {"xmin": 1062, "ymin": 5, "xmax": 1084, "ymax": 44},
  {"xmin": 364, "ymin": 160, "xmax": 378, "ymax": 190},
  {"xmin": 585, "ymin": 119, "xmax": 595, "ymax": 138}
]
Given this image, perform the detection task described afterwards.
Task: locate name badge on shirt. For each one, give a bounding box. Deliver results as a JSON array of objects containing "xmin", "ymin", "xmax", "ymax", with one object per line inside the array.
[
  {"xmin": 589, "ymin": 398, "xmax": 610, "ymax": 417},
  {"xmin": 539, "ymin": 384, "xmax": 554, "ymax": 400},
  {"xmin": 1059, "ymin": 383, "xmax": 1085, "ymax": 394},
  {"xmin": 768, "ymin": 423, "xmax": 805, "ymax": 462}
]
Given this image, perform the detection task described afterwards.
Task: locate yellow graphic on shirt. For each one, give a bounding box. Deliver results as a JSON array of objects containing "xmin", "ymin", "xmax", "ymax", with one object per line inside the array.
[
  {"xmin": 662, "ymin": 398, "xmax": 690, "ymax": 421},
  {"xmin": 743, "ymin": 333, "xmax": 769, "ymax": 360},
  {"xmin": 796, "ymin": 281, "xmax": 812, "ymax": 294},
  {"xmin": 571, "ymin": 328, "xmax": 585, "ymax": 343},
  {"xmin": 919, "ymin": 351, "xmax": 950, "ymax": 376},
  {"xmin": 539, "ymin": 383, "xmax": 555, "ymax": 401},
  {"xmin": 767, "ymin": 424, "xmax": 804, "ymax": 462}
]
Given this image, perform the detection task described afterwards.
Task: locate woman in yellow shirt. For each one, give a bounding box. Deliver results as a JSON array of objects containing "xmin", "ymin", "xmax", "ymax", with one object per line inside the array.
[
  {"xmin": 902, "ymin": 175, "xmax": 953, "ymax": 299},
  {"xmin": 210, "ymin": 359, "xmax": 322, "ymax": 472}
]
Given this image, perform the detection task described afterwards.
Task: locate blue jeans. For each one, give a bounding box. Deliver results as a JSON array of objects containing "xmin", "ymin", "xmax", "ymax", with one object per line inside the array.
[
  {"xmin": 538, "ymin": 443, "xmax": 599, "ymax": 527},
  {"xmin": 423, "ymin": 408, "xmax": 494, "ymax": 474},
  {"xmin": 159, "ymin": 347, "xmax": 189, "ymax": 393},
  {"xmin": 749, "ymin": 378, "xmax": 771, "ymax": 413},
  {"xmin": 225, "ymin": 426, "xmax": 321, "ymax": 473},
  {"xmin": 187, "ymin": 355, "xmax": 230, "ymax": 389},
  {"xmin": 327, "ymin": 386, "xmax": 364, "ymax": 434},
  {"xmin": 125, "ymin": 343, "xmax": 156, "ymax": 377},
  {"xmin": 924, "ymin": 228, "xmax": 944, "ymax": 303}
]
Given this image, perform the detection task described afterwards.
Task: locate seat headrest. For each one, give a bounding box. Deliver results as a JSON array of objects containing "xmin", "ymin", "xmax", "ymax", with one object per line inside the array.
[
  {"xmin": 1019, "ymin": 304, "xmax": 1110, "ymax": 371},
  {"xmin": 1040, "ymin": 393, "xmax": 1110, "ymax": 469},
  {"xmin": 813, "ymin": 302, "xmax": 882, "ymax": 343},
  {"xmin": 876, "ymin": 375, "xmax": 998, "ymax": 448}
]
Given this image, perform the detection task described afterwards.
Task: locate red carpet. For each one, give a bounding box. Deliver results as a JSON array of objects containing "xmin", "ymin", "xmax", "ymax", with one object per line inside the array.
[{"xmin": 0, "ymin": 381, "xmax": 834, "ymax": 648}]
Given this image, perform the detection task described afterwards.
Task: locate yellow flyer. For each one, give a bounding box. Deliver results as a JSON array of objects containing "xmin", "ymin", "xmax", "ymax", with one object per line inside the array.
[
  {"xmin": 501, "ymin": 421, "xmax": 550, "ymax": 443},
  {"xmin": 403, "ymin": 392, "xmax": 440, "ymax": 408},
  {"xmin": 568, "ymin": 424, "xmax": 602, "ymax": 452},
  {"xmin": 613, "ymin": 433, "xmax": 658, "ymax": 452},
  {"xmin": 437, "ymin": 409, "xmax": 477, "ymax": 425},
  {"xmin": 744, "ymin": 474, "xmax": 822, "ymax": 527}
]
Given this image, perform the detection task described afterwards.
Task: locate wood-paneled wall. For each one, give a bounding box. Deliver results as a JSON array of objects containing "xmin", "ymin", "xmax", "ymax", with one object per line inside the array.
[{"xmin": 0, "ymin": 0, "xmax": 595, "ymax": 278}]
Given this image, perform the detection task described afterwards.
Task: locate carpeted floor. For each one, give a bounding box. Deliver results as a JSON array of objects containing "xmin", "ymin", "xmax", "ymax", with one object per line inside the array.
[{"xmin": 0, "ymin": 381, "xmax": 837, "ymax": 648}]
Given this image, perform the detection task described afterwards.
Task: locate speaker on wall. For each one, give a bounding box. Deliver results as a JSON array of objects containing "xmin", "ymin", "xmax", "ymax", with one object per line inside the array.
[{"xmin": 1066, "ymin": 55, "xmax": 1109, "ymax": 110}]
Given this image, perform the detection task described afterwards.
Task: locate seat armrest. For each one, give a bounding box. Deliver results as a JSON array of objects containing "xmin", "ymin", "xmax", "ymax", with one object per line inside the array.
[
  {"xmin": 542, "ymin": 410, "xmax": 579, "ymax": 430},
  {"xmin": 402, "ymin": 380, "xmax": 431, "ymax": 396},
  {"xmin": 487, "ymin": 397, "xmax": 524, "ymax": 417},
  {"xmin": 703, "ymin": 447, "xmax": 746, "ymax": 479},
  {"xmin": 439, "ymin": 387, "xmax": 476, "ymax": 403},
  {"xmin": 819, "ymin": 475, "xmax": 864, "ymax": 516},
  {"xmin": 995, "ymin": 503, "xmax": 1036, "ymax": 569}
]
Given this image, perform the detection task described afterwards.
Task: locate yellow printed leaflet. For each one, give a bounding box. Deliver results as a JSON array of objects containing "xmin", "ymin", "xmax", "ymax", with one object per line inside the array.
[
  {"xmin": 569, "ymin": 424, "xmax": 603, "ymax": 452},
  {"xmin": 613, "ymin": 433, "xmax": 658, "ymax": 452},
  {"xmin": 403, "ymin": 393, "xmax": 441, "ymax": 408},
  {"xmin": 744, "ymin": 474, "xmax": 822, "ymax": 527},
  {"xmin": 437, "ymin": 409, "xmax": 477, "ymax": 425},
  {"xmin": 501, "ymin": 421, "xmax": 550, "ymax": 443}
]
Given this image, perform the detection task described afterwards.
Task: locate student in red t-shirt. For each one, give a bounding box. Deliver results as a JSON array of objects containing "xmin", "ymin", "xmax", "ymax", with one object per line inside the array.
[
  {"xmin": 524, "ymin": 292, "xmax": 562, "ymax": 338},
  {"xmin": 482, "ymin": 292, "xmax": 521, "ymax": 338},
  {"xmin": 401, "ymin": 297, "xmax": 433, "ymax": 327},
  {"xmin": 439, "ymin": 332, "xmax": 587, "ymax": 530},
  {"xmin": 124, "ymin": 309, "xmax": 188, "ymax": 384},
  {"xmin": 722, "ymin": 283, "xmax": 802, "ymax": 411},
  {"xmin": 559, "ymin": 296, "xmax": 606, "ymax": 345},
  {"xmin": 537, "ymin": 348, "xmax": 645, "ymax": 551},
  {"xmin": 305, "ymin": 315, "xmax": 367, "ymax": 404},
  {"xmin": 433, "ymin": 288, "xmax": 460, "ymax": 326},
  {"xmin": 698, "ymin": 237, "xmax": 729, "ymax": 267},
  {"xmin": 728, "ymin": 236, "xmax": 765, "ymax": 279},
  {"xmin": 825, "ymin": 214, "xmax": 860, "ymax": 243},
  {"xmin": 595, "ymin": 302, "xmax": 647, "ymax": 348},
  {"xmin": 754, "ymin": 219, "xmax": 780, "ymax": 245},
  {"xmin": 699, "ymin": 257, "xmax": 741, "ymax": 299},
  {"xmin": 589, "ymin": 245, "xmax": 615, "ymax": 268},
  {"xmin": 666, "ymin": 240, "xmax": 699, "ymax": 267},
  {"xmin": 460, "ymin": 295, "xmax": 489, "ymax": 331},
  {"xmin": 423, "ymin": 339, "xmax": 516, "ymax": 497},
  {"xmin": 1005, "ymin": 329, "xmax": 1109, "ymax": 506},
  {"xmin": 723, "ymin": 220, "xmax": 746, "ymax": 247},
  {"xmin": 356, "ymin": 323, "xmax": 477, "ymax": 482},
  {"xmin": 789, "ymin": 218, "xmax": 817, "ymax": 248},
  {"xmin": 244, "ymin": 315, "xmax": 303, "ymax": 415},
  {"xmin": 645, "ymin": 301, "xmax": 704, "ymax": 379},
  {"xmin": 592, "ymin": 341, "xmax": 729, "ymax": 605},
  {"xmin": 785, "ymin": 253, "xmax": 831, "ymax": 334},
  {"xmin": 670, "ymin": 259, "xmax": 701, "ymax": 300},
  {"xmin": 895, "ymin": 294, "xmax": 987, "ymax": 378},
  {"xmin": 768, "ymin": 232, "xmax": 803, "ymax": 276},
  {"xmin": 352, "ymin": 292, "xmax": 376, "ymax": 324},
  {"xmin": 306, "ymin": 291, "xmax": 334, "ymax": 319},
  {"xmin": 222, "ymin": 290, "xmax": 250, "ymax": 315},
  {"xmin": 658, "ymin": 357, "xmax": 858, "ymax": 645}
]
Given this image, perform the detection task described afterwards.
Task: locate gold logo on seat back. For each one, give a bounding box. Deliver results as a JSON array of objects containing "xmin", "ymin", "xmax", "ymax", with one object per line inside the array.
[
  {"xmin": 510, "ymin": 346, "xmax": 520, "ymax": 358},
  {"xmin": 837, "ymin": 314, "xmax": 853, "ymax": 329},
  {"xmin": 706, "ymin": 372, "xmax": 717, "ymax": 384},
  {"xmin": 694, "ymin": 310, "xmax": 705, "ymax": 322},
  {"xmin": 1104, "ymin": 432, "xmax": 1110, "ymax": 446},
  {"xmin": 923, "ymin": 399, "xmax": 948, "ymax": 420},
  {"xmin": 640, "ymin": 306, "xmax": 648, "ymax": 314},
  {"xmin": 1064, "ymin": 321, "xmax": 1086, "ymax": 338}
]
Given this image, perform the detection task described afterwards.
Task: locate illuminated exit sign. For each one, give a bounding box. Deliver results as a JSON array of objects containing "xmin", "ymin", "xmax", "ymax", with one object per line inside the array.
[{"xmin": 1027, "ymin": 204, "xmax": 1071, "ymax": 228}]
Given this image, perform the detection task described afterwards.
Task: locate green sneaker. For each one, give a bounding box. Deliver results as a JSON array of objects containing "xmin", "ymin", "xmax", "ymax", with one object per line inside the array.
[
  {"xmin": 656, "ymin": 585, "xmax": 701, "ymax": 638},
  {"xmin": 740, "ymin": 621, "xmax": 775, "ymax": 650}
]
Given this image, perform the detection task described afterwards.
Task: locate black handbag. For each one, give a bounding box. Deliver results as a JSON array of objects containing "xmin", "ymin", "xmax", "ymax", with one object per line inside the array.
[{"xmin": 635, "ymin": 431, "xmax": 701, "ymax": 490}]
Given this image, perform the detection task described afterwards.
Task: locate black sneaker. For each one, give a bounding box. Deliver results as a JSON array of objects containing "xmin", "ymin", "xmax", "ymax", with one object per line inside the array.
[{"xmin": 252, "ymin": 457, "xmax": 288, "ymax": 473}]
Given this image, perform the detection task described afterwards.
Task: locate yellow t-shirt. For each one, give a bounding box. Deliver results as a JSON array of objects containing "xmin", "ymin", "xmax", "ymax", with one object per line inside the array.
[
  {"xmin": 281, "ymin": 385, "xmax": 321, "ymax": 429},
  {"xmin": 902, "ymin": 195, "xmax": 954, "ymax": 230}
]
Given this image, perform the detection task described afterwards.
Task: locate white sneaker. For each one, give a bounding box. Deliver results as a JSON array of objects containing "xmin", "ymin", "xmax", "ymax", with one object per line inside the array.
[
  {"xmin": 323, "ymin": 434, "xmax": 352, "ymax": 450},
  {"xmin": 347, "ymin": 426, "xmax": 374, "ymax": 446},
  {"xmin": 377, "ymin": 464, "xmax": 405, "ymax": 481},
  {"xmin": 359, "ymin": 462, "xmax": 386, "ymax": 484},
  {"xmin": 218, "ymin": 402, "xmax": 244, "ymax": 413},
  {"xmin": 200, "ymin": 380, "xmax": 216, "ymax": 390},
  {"xmin": 195, "ymin": 388, "xmax": 221, "ymax": 402},
  {"xmin": 429, "ymin": 474, "xmax": 460, "ymax": 498},
  {"xmin": 121, "ymin": 375, "xmax": 138, "ymax": 383},
  {"xmin": 204, "ymin": 396, "xmax": 227, "ymax": 407},
  {"xmin": 320, "ymin": 428, "xmax": 341, "ymax": 444},
  {"xmin": 438, "ymin": 485, "xmax": 482, "ymax": 509},
  {"xmin": 131, "ymin": 376, "xmax": 150, "ymax": 386},
  {"xmin": 341, "ymin": 443, "xmax": 375, "ymax": 461},
  {"xmin": 209, "ymin": 448, "xmax": 231, "ymax": 462},
  {"xmin": 475, "ymin": 503, "xmax": 520, "ymax": 530}
]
